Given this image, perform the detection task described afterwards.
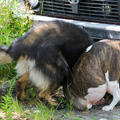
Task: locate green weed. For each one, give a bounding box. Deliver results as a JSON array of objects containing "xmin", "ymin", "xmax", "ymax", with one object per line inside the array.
[
  {"xmin": 40, "ymin": 0, "xmax": 44, "ymax": 15},
  {"xmin": 59, "ymin": 97, "xmax": 74, "ymax": 111},
  {"xmin": 0, "ymin": 0, "xmax": 33, "ymax": 81},
  {"xmin": 12, "ymin": 97, "xmax": 24, "ymax": 115},
  {"xmin": 0, "ymin": 0, "xmax": 32, "ymax": 44},
  {"xmin": 0, "ymin": 95, "xmax": 13, "ymax": 117},
  {"xmin": 0, "ymin": 79, "xmax": 16, "ymax": 118},
  {"xmin": 33, "ymin": 100, "xmax": 55, "ymax": 120},
  {"xmin": 0, "ymin": 0, "xmax": 33, "ymax": 119},
  {"xmin": 93, "ymin": 117, "xmax": 97, "ymax": 120}
]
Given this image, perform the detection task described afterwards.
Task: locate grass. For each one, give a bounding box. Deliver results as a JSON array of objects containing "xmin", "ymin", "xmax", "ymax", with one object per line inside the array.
[{"xmin": 0, "ymin": 0, "xmax": 32, "ymax": 81}]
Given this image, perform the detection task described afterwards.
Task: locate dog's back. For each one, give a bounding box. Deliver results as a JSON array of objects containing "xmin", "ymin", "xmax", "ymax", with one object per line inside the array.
[{"xmin": 8, "ymin": 20, "xmax": 93, "ymax": 69}]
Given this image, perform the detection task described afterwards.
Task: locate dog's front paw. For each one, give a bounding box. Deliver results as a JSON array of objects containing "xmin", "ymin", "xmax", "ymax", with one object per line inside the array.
[{"xmin": 102, "ymin": 105, "xmax": 113, "ymax": 111}]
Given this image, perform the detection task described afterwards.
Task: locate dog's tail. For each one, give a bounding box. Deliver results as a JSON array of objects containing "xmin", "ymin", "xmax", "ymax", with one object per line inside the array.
[{"xmin": 0, "ymin": 45, "xmax": 13, "ymax": 65}]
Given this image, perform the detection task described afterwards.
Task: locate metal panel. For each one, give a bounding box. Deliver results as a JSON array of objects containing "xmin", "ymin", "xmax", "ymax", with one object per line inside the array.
[
  {"xmin": 30, "ymin": 15, "xmax": 120, "ymax": 40},
  {"xmin": 41, "ymin": 0, "xmax": 120, "ymax": 23}
]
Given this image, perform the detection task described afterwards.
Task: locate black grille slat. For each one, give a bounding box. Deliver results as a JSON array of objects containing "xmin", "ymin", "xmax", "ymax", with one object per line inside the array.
[
  {"xmin": 43, "ymin": 4, "xmax": 71, "ymax": 10},
  {"xmin": 43, "ymin": 0, "xmax": 72, "ymax": 13},
  {"xmin": 79, "ymin": 5, "xmax": 118, "ymax": 10},
  {"xmin": 79, "ymin": 8, "xmax": 118, "ymax": 13},
  {"xmin": 41, "ymin": 0, "xmax": 120, "ymax": 22}
]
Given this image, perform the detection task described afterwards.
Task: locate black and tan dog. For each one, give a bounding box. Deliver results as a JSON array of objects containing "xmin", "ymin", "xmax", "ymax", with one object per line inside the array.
[
  {"xmin": 64, "ymin": 39, "xmax": 120, "ymax": 111},
  {"xmin": 0, "ymin": 20, "xmax": 93, "ymax": 106}
]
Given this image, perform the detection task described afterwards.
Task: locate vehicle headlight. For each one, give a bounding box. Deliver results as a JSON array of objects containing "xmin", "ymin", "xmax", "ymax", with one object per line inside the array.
[{"xmin": 28, "ymin": 0, "xmax": 39, "ymax": 8}]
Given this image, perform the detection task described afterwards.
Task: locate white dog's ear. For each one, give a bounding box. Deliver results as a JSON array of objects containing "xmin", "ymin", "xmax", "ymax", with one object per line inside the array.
[{"xmin": 102, "ymin": 71, "xmax": 120, "ymax": 111}]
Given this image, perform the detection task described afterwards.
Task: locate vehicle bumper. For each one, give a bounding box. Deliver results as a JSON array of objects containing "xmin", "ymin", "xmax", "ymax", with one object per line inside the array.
[{"xmin": 30, "ymin": 15, "xmax": 120, "ymax": 40}]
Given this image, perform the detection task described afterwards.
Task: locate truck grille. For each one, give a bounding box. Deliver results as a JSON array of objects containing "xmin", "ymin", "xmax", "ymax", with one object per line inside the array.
[{"xmin": 41, "ymin": 0, "xmax": 120, "ymax": 23}]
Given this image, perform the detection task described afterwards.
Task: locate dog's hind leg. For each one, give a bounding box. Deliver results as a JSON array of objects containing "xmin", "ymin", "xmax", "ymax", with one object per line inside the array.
[
  {"xmin": 15, "ymin": 72, "xmax": 29, "ymax": 100},
  {"xmin": 38, "ymin": 83, "xmax": 58, "ymax": 106},
  {"xmin": 102, "ymin": 71, "xmax": 120, "ymax": 111},
  {"xmin": 102, "ymin": 89, "xmax": 120, "ymax": 111}
]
